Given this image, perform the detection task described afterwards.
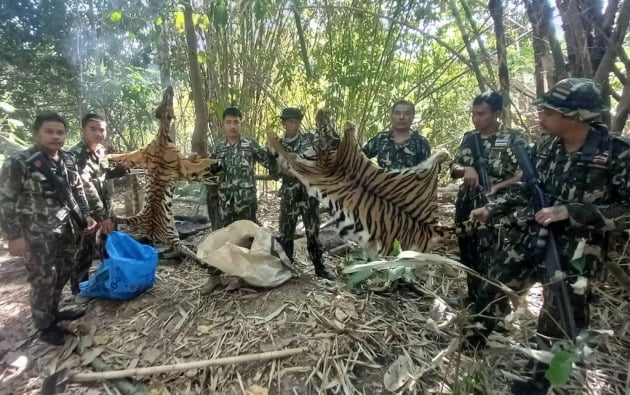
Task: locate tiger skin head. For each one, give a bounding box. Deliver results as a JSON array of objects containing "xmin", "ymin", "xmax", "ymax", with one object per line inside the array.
[{"xmin": 155, "ymin": 86, "xmax": 175, "ymax": 123}]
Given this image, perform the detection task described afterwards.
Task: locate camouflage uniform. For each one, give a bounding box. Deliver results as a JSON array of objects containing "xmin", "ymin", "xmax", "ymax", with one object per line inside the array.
[
  {"xmin": 0, "ymin": 146, "xmax": 92, "ymax": 330},
  {"xmin": 211, "ymin": 137, "xmax": 270, "ymax": 227},
  {"xmin": 451, "ymin": 128, "xmax": 526, "ymax": 303},
  {"xmin": 271, "ymin": 132, "xmax": 325, "ymax": 267},
  {"xmin": 362, "ymin": 129, "xmax": 431, "ymax": 169},
  {"xmin": 472, "ymin": 81, "xmax": 630, "ymax": 393},
  {"xmin": 69, "ymin": 140, "xmax": 127, "ymax": 293}
]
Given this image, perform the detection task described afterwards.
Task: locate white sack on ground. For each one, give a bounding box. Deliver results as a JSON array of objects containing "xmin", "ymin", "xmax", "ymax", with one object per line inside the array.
[{"xmin": 196, "ymin": 220, "xmax": 293, "ymax": 287}]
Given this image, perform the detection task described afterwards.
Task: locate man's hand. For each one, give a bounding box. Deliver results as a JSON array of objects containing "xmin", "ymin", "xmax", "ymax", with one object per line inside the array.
[
  {"xmin": 84, "ymin": 216, "xmax": 98, "ymax": 233},
  {"xmin": 534, "ymin": 205, "xmax": 569, "ymax": 226},
  {"xmin": 469, "ymin": 207, "xmax": 491, "ymax": 223},
  {"xmin": 463, "ymin": 166, "xmax": 480, "ymax": 188},
  {"xmin": 100, "ymin": 218, "xmax": 115, "ymax": 234},
  {"xmin": 8, "ymin": 238, "xmax": 26, "ymax": 257}
]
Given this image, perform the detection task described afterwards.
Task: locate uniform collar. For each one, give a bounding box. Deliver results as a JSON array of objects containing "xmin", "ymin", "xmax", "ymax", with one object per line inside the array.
[{"xmin": 282, "ymin": 133, "xmax": 301, "ymax": 143}]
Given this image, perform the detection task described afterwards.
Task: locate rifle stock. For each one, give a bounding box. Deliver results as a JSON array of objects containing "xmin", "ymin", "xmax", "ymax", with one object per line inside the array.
[
  {"xmin": 511, "ymin": 142, "xmax": 578, "ymax": 340},
  {"xmin": 27, "ymin": 151, "xmax": 87, "ymax": 229}
]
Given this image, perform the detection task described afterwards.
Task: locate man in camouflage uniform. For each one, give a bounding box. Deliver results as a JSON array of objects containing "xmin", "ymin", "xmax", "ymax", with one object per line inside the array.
[
  {"xmin": 0, "ymin": 113, "xmax": 97, "ymax": 345},
  {"xmin": 362, "ymin": 100, "xmax": 431, "ymax": 169},
  {"xmin": 211, "ymin": 107, "xmax": 271, "ymax": 227},
  {"xmin": 450, "ymin": 92, "xmax": 526, "ymax": 306},
  {"xmin": 70, "ymin": 113, "xmax": 128, "ymax": 294},
  {"xmin": 470, "ymin": 79, "xmax": 630, "ymax": 393},
  {"xmin": 270, "ymin": 108, "xmax": 335, "ymax": 280}
]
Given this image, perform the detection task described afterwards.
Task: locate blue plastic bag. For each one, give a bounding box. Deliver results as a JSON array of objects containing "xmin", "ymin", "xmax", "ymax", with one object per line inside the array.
[{"xmin": 79, "ymin": 231, "xmax": 158, "ymax": 300}]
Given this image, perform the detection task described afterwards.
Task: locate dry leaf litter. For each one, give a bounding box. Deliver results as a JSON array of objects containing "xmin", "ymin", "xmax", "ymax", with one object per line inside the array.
[{"xmin": 0, "ymin": 191, "xmax": 628, "ymax": 395}]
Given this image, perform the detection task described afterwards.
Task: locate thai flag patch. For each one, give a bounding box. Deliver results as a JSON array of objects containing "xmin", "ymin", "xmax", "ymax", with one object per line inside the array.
[
  {"xmin": 494, "ymin": 138, "xmax": 509, "ymax": 147},
  {"xmin": 593, "ymin": 151, "xmax": 609, "ymax": 164}
]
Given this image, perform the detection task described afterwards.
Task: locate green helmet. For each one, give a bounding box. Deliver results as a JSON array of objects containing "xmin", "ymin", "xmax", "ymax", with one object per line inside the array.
[{"xmin": 533, "ymin": 78, "xmax": 608, "ymax": 121}]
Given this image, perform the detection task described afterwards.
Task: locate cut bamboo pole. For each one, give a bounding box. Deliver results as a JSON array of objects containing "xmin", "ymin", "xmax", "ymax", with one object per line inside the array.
[{"xmin": 71, "ymin": 347, "xmax": 309, "ymax": 382}]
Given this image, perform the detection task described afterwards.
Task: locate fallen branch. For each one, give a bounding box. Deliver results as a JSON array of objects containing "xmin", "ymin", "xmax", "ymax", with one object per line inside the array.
[{"xmin": 71, "ymin": 347, "xmax": 309, "ymax": 382}]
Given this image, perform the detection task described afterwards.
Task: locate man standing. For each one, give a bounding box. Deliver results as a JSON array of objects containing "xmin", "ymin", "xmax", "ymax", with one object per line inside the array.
[
  {"xmin": 70, "ymin": 113, "xmax": 128, "ymax": 294},
  {"xmin": 0, "ymin": 113, "xmax": 97, "ymax": 345},
  {"xmin": 450, "ymin": 92, "xmax": 525, "ymax": 306},
  {"xmin": 470, "ymin": 79, "xmax": 630, "ymax": 393},
  {"xmin": 362, "ymin": 100, "xmax": 431, "ymax": 169},
  {"xmin": 211, "ymin": 107, "xmax": 270, "ymax": 227},
  {"xmin": 271, "ymin": 108, "xmax": 335, "ymax": 280}
]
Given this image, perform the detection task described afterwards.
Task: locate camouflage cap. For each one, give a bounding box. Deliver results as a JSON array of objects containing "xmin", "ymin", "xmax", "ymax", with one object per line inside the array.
[
  {"xmin": 533, "ymin": 78, "xmax": 608, "ymax": 121},
  {"xmin": 280, "ymin": 107, "xmax": 304, "ymax": 120}
]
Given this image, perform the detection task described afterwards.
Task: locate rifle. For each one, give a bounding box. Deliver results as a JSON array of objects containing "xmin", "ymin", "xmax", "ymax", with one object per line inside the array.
[
  {"xmin": 511, "ymin": 141, "xmax": 578, "ymax": 340},
  {"xmin": 27, "ymin": 151, "xmax": 87, "ymax": 229},
  {"xmin": 468, "ymin": 132, "xmax": 492, "ymax": 204}
]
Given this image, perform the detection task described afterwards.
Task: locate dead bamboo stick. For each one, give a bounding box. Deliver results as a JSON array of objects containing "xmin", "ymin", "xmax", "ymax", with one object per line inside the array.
[{"xmin": 71, "ymin": 347, "xmax": 309, "ymax": 382}]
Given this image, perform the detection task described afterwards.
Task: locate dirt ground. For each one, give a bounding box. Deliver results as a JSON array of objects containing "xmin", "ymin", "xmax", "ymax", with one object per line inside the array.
[{"xmin": 1, "ymin": 188, "xmax": 629, "ymax": 395}]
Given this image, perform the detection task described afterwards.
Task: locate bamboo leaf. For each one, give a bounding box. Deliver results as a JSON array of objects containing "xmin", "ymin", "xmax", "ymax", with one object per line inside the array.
[
  {"xmin": 0, "ymin": 102, "xmax": 16, "ymax": 113},
  {"xmin": 109, "ymin": 11, "xmax": 122, "ymax": 22},
  {"xmin": 349, "ymin": 268, "xmax": 373, "ymax": 285},
  {"xmin": 545, "ymin": 350, "xmax": 577, "ymax": 387},
  {"xmin": 174, "ymin": 11, "xmax": 185, "ymax": 33}
]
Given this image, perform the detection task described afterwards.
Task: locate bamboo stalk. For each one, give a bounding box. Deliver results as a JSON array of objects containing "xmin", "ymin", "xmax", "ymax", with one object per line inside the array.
[{"xmin": 71, "ymin": 347, "xmax": 309, "ymax": 382}]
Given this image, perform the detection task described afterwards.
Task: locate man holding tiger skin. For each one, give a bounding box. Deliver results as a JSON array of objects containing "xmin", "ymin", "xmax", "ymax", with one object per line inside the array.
[
  {"xmin": 211, "ymin": 107, "xmax": 272, "ymax": 227},
  {"xmin": 362, "ymin": 99, "xmax": 431, "ymax": 170},
  {"xmin": 450, "ymin": 92, "xmax": 526, "ymax": 313},
  {"xmin": 268, "ymin": 107, "xmax": 335, "ymax": 280}
]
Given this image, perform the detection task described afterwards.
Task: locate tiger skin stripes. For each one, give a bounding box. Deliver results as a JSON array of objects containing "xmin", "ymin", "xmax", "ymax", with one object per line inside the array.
[
  {"xmin": 268, "ymin": 111, "xmax": 450, "ymax": 257},
  {"xmin": 107, "ymin": 86, "xmax": 220, "ymax": 259}
]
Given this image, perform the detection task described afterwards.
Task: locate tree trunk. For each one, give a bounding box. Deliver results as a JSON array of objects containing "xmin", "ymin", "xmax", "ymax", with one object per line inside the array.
[
  {"xmin": 593, "ymin": 0, "xmax": 630, "ymax": 84},
  {"xmin": 156, "ymin": 21, "xmax": 177, "ymax": 143},
  {"xmin": 488, "ymin": 0, "xmax": 511, "ymax": 125},
  {"xmin": 556, "ymin": 0, "xmax": 594, "ymax": 76},
  {"xmin": 183, "ymin": 1, "xmax": 210, "ymax": 156},
  {"xmin": 448, "ymin": 0, "xmax": 486, "ymax": 92},
  {"xmin": 524, "ymin": 0, "xmax": 553, "ymax": 96},
  {"xmin": 459, "ymin": 0, "xmax": 497, "ymax": 84},
  {"xmin": 612, "ymin": 79, "xmax": 630, "ymax": 134}
]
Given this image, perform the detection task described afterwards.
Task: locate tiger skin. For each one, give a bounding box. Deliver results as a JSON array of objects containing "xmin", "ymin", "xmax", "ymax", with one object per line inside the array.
[
  {"xmin": 268, "ymin": 110, "xmax": 450, "ymax": 257},
  {"xmin": 107, "ymin": 87, "xmax": 220, "ymax": 260}
]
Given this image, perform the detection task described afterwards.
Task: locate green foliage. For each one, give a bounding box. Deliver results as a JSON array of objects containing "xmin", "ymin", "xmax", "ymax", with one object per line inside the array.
[
  {"xmin": 109, "ymin": 10, "xmax": 123, "ymax": 22},
  {"xmin": 545, "ymin": 350, "xmax": 578, "ymax": 387}
]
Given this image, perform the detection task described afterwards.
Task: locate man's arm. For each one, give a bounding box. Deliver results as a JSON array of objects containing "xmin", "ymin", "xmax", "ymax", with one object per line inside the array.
[
  {"xmin": 419, "ymin": 135, "xmax": 431, "ymax": 160},
  {"xmin": 0, "ymin": 157, "xmax": 25, "ymax": 240},
  {"xmin": 361, "ymin": 135, "xmax": 378, "ymax": 158},
  {"xmin": 76, "ymin": 162, "xmax": 107, "ymax": 219},
  {"xmin": 565, "ymin": 145, "xmax": 630, "ymax": 232},
  {"xmin": 251, "ymin": 139, "xmax": 272, "ymax": 169},
  {"xmin": 105, "ymin": 163, "xmax": 129, "ymax": 180}
]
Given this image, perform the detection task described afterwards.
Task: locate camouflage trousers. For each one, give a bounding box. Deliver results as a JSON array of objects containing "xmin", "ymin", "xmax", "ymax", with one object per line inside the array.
[
  {"xmin": 455, "ymin": 193, "xmax": 499, "ymax": 303},
  {"xmin": 205, "ymin": 183, "xmax": 221, "ymax": 231},
  {"xmin": 218, "ymin": 190, "xmax": 258, "ymax": 228},
  {"xmin": 72, "ymin": 232, "xmax": 106, "ymax": 294},
  {"xmin": 23, "ymin": 226, "xmax": 75, "ymax": 330},
  {"xmin": 471, "ymin": 225, "xmax": 591, "ymax": 342},
  {"xmin": 278, "ymin": 187, "xmax": 323, "ymax": 267}
]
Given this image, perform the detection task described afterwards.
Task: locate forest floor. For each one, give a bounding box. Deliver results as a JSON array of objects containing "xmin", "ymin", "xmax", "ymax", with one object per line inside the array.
[{"xmin": 1, "ymin": 188, "xmax": 629, "ymax": 395}]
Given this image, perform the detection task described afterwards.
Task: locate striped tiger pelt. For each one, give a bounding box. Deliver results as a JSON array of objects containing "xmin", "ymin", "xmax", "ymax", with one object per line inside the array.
[
  {"xmin": 107, "ymin": 86, "xmax": 220, "ymax": 259},
  {"xmin": 268, "ymin": 111, "xmax": 449, "ymax": 257}
]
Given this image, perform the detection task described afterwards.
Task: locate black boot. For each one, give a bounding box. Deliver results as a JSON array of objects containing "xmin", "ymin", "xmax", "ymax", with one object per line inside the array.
[
  {"xmin": 39, "ymin": 324, "xmax": 68, "ymax": 346},
  {"xmin": 510, "ymin": 360, "xmax": 550, "ymax": 395},
  {"xmin": 56, "ymin": 307, "xmax": 87, "ymax": 322},
  {"xmin": 313, "ymin": 259, "xmax": 335, "ymax": 280}
]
